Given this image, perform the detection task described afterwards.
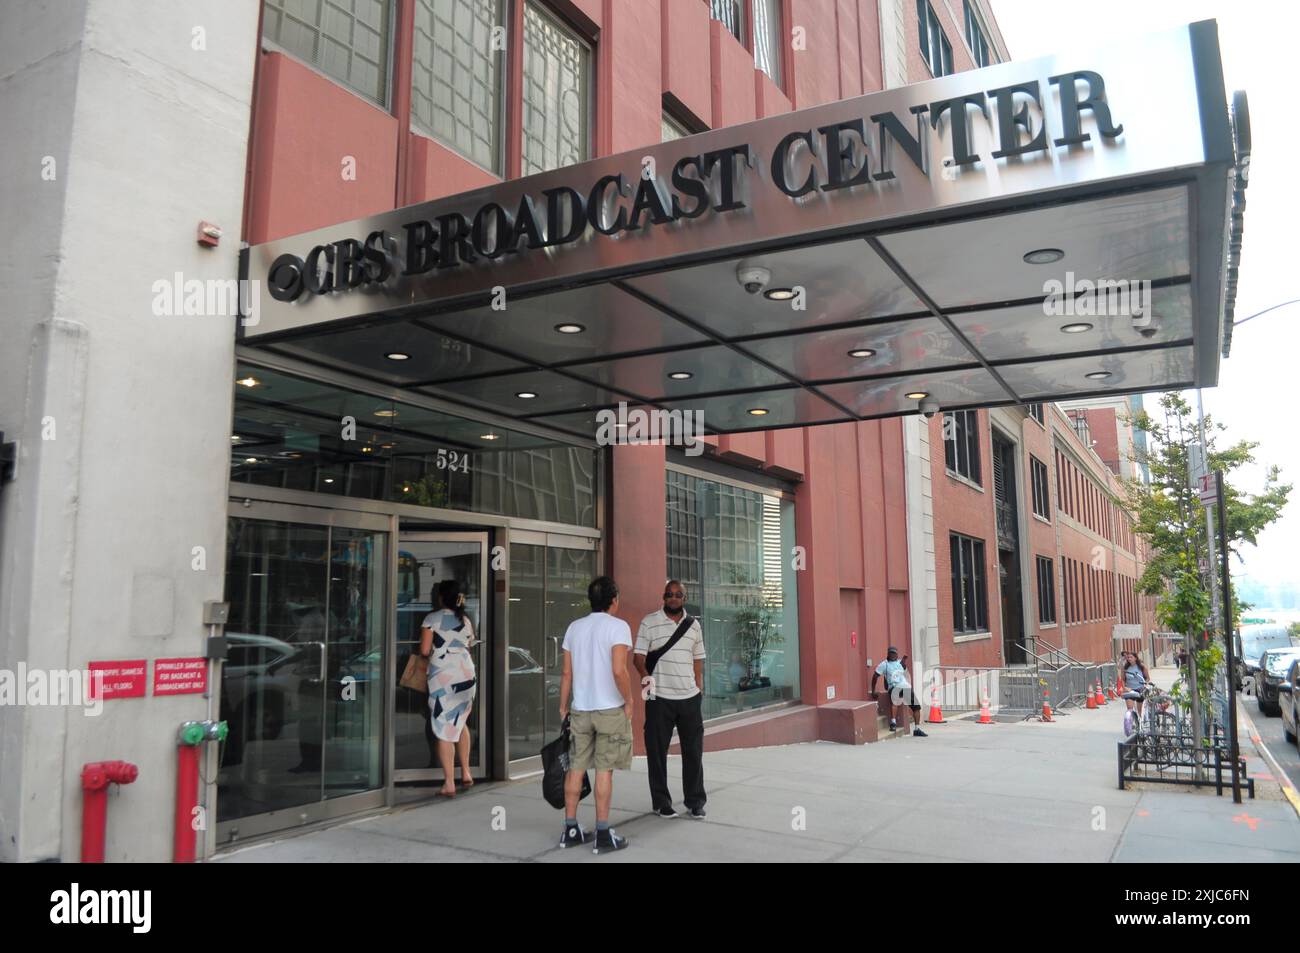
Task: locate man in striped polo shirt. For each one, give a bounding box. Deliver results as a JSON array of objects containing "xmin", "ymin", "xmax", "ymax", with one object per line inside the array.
[{"xmin": 633, "ymin": 579, "xmax": 707, "ymax": 819}]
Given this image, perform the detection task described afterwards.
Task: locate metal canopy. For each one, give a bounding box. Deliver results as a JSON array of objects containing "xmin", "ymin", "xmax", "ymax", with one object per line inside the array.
[{"xmin": 240, "ymin": 21, "xmax": 1241, "ymax": 441}]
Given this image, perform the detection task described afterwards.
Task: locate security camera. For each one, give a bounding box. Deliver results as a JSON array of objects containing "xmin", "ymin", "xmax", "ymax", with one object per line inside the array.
[
  {"xmin": 919, "ymin": 398, "xmax": 940, "ymax": 419},
  {"xmin": 737, "ymin": 263, "xmax": 771, "ymax": 295},
  {"xmin": 1132, "ymin": 309, "xmax": 1158, "ymax": 338}
]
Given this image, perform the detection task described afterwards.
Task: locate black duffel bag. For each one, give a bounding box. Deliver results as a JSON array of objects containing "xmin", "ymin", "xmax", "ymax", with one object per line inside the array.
[{"xmin": 541, "ymin": 715, "xmax": 591, "ymax": 809}]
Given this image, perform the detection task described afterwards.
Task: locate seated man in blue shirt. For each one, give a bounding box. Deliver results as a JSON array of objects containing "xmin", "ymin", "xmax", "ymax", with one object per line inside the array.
[{"xmin": 870, "ymin": 646, "xmax": 927, "ymax": 737}]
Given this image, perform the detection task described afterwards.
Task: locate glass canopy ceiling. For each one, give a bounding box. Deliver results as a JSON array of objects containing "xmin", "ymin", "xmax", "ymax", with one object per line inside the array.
[{"xmin": 239, "ymin": 21, "xmax": 1244, "ymax": 443}]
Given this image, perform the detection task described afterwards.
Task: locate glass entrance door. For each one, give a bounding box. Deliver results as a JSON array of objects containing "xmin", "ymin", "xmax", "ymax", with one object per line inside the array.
[
  {"xmin": 217, "ymin": 506, "xmax": 388, "ymax": 844},
  {"xmin": 393, "ymin": 532, "xmax": 489, "ymax": 782},
  {"xmin": 508, "ymin": 535, "xmax": 598, "ymax": 756}
]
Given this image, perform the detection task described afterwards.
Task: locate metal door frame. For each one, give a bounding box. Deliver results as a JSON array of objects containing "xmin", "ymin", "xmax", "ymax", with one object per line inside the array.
[
  {"xmin": 216, "ymin": 498, "xmax": 392, "ymax": 848},
  {"xmin": 390, "ymin": 529, "xmax": 492, "ymax": 786}
]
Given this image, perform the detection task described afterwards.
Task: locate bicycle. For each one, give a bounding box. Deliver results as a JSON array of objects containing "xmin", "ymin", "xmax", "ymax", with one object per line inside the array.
[{"xmin": 1121, "ymin": 681, "xmax": 1172, "ymax": 737}]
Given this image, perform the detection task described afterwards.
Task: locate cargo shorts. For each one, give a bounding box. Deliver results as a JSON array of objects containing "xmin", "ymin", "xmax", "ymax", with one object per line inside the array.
[{"xmin": 569, "ymin": 707, "xmax": 633, "ymax": 772}]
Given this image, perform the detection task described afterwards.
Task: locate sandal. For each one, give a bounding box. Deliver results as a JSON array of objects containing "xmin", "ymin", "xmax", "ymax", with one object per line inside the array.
[{"xmin": 437, "ymin": 788, "xmax": 456, "ymax": 798}]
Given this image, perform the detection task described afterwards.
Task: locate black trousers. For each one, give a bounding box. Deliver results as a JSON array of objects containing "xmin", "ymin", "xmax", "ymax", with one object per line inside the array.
[{"xmin": 644, "ymin": 694, "xmax": 706, "ymax": 811}]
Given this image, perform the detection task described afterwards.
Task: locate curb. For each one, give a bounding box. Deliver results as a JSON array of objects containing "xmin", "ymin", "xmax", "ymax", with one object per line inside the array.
[{"xmin": 1235, "ymin": 698, "xmax": 1300, "ymax": 819}]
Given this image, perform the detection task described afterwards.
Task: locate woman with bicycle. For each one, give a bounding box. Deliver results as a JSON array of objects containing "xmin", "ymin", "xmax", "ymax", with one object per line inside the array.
[{"xmin": 1120, "ymin": 651, "xmax": 1152, "ymax": 720}]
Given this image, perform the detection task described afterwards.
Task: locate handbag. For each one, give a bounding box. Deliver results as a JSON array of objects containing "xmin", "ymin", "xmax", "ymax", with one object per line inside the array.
[
  {"xmin": 399, "ymin": 652, "xmax": 429, "ymax": 693},
  {"xmin": 541, "ymin": 715, "xmax": 591, "ymax": 809}
]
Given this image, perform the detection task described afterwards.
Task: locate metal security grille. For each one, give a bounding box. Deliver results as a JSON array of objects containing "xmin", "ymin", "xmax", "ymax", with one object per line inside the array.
[
  {"xmin": 263, "ymin": 0, "xmax": 392, "ymax": 105},
  {"xmin": 522, "ymin": 3, "xmax": 590, "ymax": 176},
  {"xmin": 412, "ymin": 0, "xmax": 503, "ymax": 172}
]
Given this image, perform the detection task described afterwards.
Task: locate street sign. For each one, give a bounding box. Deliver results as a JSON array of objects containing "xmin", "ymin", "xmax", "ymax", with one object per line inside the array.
[{"xmin": 1196, "ymin": 472, "xmax": 1217, "ymax": 505}]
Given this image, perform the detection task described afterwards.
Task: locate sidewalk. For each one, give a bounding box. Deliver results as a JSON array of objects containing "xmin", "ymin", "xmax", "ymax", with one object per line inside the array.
[{"xmin": 215, "ymin": 698, "xmax": 1300, "ymax": 864}]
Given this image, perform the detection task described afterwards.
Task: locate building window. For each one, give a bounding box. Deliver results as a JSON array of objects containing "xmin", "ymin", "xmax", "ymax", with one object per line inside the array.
[
  {"xmin": 263, "ymin": 0, "xmax": 393, "ymax": 105},
  {"xmin": 944, "ymin": 410, "xmax": 981, "ymax": 484},
  {"xmin": 1036, "ymin": 556, "xmax": 1056, "ymax": 625},
  {"xmin": 522, "ymin": 2, "xmax": 592, "ymax": 175},
  {"xmin": 666, "ymin": 470, "xmax": 800, "ymax": 720},
  {"xmin": 1028, "ymin": 402, "xmax": 1044, "ymax": 425},
  {"xmin": 752, "ymin": 0, "xmax": 782, "ymax": 86},
  {"xmin": 917, "ymin": 0, "xmax": 953, "ymax": 77},
  {"xmin": 710, "ymin": 0, "xmax": 745, "ymax": 43},
  {"xmin": 963, "ymin": 0, "xmax": 993, "ymax": 68},
  {"xmin": 412, "ymin": 0, "xmax": 505, "ymax": 173},
  {"xmin": 950, "ymin": 533, "xmax": 987, "ymax": 633},
  {"xmin": 1030, "ymin": 456, "xmax": 1050, "ymax": 519},
  {"xmin": 661, "ymin": 111, "xmax": 690, "ymax": 142}
]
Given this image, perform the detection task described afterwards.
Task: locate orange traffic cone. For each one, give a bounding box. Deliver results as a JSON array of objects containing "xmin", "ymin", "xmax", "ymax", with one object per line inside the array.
[
  {"xmin": 1107, "ymin": 680, "xmax": 1119, "ymax": 700},
  {"xmin": 1086, "ymin": 684, "xmax": 1098, "ymax": 709},
  {"xmin": 1095, "ymin": 682, "xmax": 1106, "ymax": 706},
  {"xmin": 1041, "ymin": 689, "xmax": 1054, "ymax": 722},
  {"xmin": 927, "ymin": 688, "xmax": 945, "ymax": 724},
  {"xmin": 977, "ymin": 692, "xmax": 993, "ymax": 724}
]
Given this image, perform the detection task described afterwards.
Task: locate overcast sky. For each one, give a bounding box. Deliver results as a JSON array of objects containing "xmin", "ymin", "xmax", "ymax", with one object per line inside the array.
[{"xmin": 990, "ymin": 0, "xmax": 1298, "ymax": 597}]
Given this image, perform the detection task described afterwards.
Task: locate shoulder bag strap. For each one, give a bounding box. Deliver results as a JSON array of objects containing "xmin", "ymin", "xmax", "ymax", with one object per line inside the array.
[{"xmin": 646, "ymin": 615, "xmax": 695, "ymax": 675}]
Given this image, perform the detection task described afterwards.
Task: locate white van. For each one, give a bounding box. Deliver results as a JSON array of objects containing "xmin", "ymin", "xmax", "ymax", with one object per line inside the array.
[{"xmin": 1235, "ymin": 624, "xmax": 1296, "ymax": 689}]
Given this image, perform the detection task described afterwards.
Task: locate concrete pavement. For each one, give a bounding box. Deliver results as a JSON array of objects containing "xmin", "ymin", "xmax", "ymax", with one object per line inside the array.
[{"xmin": 215, "ymin": 694, "xmax": 1300, "ymax": 863}]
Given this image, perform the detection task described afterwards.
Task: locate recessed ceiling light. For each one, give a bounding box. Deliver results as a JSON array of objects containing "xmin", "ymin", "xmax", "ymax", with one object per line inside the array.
[
  {"xmin": 385, "ymin": 352, "xmax": 410, "ymax": 361},
  {"xmin": 1023, "ymin": 248, "xmax": 1064, "ymax": 265},
  {"xmin": 763, "ymin": 288, "xmax": 797, "ymax": 301},
  {"xmin": 668, "ymin": 371, "xmax": 693, "ymax": 380},
  {"xmin": 480, "ymin": 433, "xmax": 500, "ymax": 441},
  {"xmin": 230, "ymin": 435, "xmax": 241, "ymax": 442},
  {"xmin": 1060, "ymin": 322, "xmax": 1093, "ymax": 334},
  {"xmin": 747, "ymin": 408, "xmax": 770, "ymax": 416},
  {"xmin": 361, "ymin": 446, "xmax": 373, "ymax": 453},
  {"xmin": 236, "ymin": 376, "xmax": 260, "ymax": 388},
  {"xmin": 516, "ymin": 391, "xmax": 538, "ymax": 399},
  {"xmin": 554, "ymin": 323, "xmax": 585, "ymax": 334},
  {"xmin": 323, "ymin": 478, "xmax": 335, "ymax": 484},
  {"xmin": 244, "ymin": 457, "xmax": 257, "ymax": 464},
  {"xmin": 373, "ymin": 408, "xmax": 398, "ymax": 418},
  {"xmin": 1085, "ymin": 371, "xmax": 1113, "ymax": 380},
  {"xmin": 905, "ymin": 391, "xmax": 929, "ymax": 400},
  {"xmin": 848, "ymin": 348, "xmax": 876, "ymax": 359}
]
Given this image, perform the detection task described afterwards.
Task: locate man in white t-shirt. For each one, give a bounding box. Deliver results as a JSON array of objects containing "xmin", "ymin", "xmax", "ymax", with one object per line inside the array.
[
  {"xmin": 633, "ymin": 579, "xmax": 707, "ymax": 819},
  {"xmin": 558, "ymin": 575, "xmax": 633, "ymax": 854}
]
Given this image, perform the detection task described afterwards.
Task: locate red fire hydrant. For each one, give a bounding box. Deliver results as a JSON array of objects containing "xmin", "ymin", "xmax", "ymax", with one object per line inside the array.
[{"xmin": 81, "ymin": 760, "xmax": 138, "ymax": 862}]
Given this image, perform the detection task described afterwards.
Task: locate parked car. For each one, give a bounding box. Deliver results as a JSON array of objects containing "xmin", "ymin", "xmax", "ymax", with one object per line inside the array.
[
  {"xmin": 1236, "ymin": 624, "xmax": 1294, "ymax": 690},
  {"xmin": 1279, "ymin": 659, "xmax": 1299, "ymax": 752},
  {"xmin": 1256, "ymin": 647, "xmax": 1300, "ymax": 717}
]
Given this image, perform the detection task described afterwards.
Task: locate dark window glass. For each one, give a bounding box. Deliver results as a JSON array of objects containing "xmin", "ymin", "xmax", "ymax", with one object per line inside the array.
[
  {"xmin": 1036, "ymin": 555, "xmax": 1056, "ymax": 625},
  {"xmin": 963, "ymin": 0, "xmax": 992, "ymax": 67},
  {"xmin": 666, "ymin": 470, "xmax": 800, "ymax": 720},
  {"xmin": 944, "ymin": 410, "xmax": 981, "ymax": 483},
  {"xmin": 918, "ymin": 0, "xmax": 954, "ymax": 77},
  {"xmin": 1030, "ymin": 456, "xmax": 1050, "ymax": 519},
  {"xmin": 950, "ymin": 533, "xmax": 988, "ymax": 633},
  {"xmin": 229, "ymin": 362, "xmax": 597, "ymax": 527}
]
